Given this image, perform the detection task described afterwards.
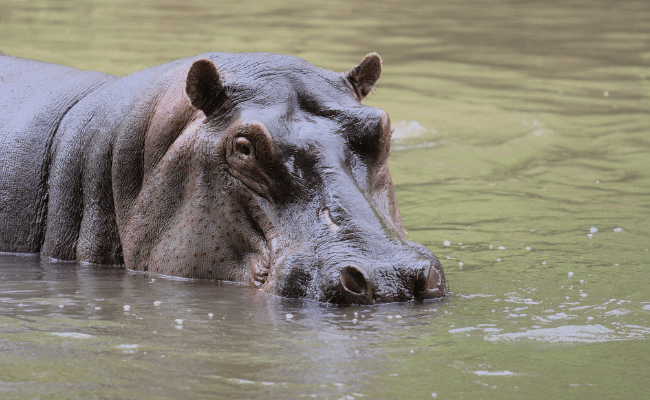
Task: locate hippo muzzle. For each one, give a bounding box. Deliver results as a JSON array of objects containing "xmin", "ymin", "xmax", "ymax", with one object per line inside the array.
[
  {"xmin": 266, "ymin": 208, "xmax": 447, "ymax": 305},
  {"xmin": 322, "ymin": 257, "xmax": 446, "ymax": 305}
]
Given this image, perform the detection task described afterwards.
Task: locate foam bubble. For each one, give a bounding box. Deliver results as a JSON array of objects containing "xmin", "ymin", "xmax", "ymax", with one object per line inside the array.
[
  {"xmin": 392, "ymin": 120, "xmax": 429, "ymax": 139},
  {"xmin": 474, "ymin": 370, "xmax": 516, "ymax": 376},
  {"xmin": 117, "ymin": 344, "xmax": 138, "ymax": 349},
  {"xmin": 52, "ymin": 332, "xmax": 92, "ymax": 339}
]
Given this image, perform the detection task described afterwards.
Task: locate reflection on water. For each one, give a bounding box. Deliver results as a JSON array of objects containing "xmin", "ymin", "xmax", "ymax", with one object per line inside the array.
[
  {"xmin": 1, "ymin": 0, "xmax": 650, "ymax": 398},
  {"xmin": 0, "ymin": 255, "xmax": 447, "ymax": 399}
]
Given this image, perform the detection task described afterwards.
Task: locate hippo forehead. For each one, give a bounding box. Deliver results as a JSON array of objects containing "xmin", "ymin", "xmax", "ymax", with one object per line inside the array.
[
  {"xmin": 216, "ymin": 53, "xmax": 354, "ymax": 104},
  {"xmin": 213, "ymin": 54, "xmax": 385, "ymax": 146}
]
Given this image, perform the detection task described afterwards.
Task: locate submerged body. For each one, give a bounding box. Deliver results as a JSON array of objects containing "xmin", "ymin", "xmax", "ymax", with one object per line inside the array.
[{"xmin": 0, "ymin": 52, "xmax": 447, "ymax": 304}]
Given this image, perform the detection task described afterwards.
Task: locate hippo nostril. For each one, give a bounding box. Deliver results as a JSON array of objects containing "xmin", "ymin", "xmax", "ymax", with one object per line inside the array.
[
  {"xmin": 414, "ymin": 263, "xmax": 446, "ymax": 300},
  {"xmin": 339, "ymin": 265, "xmax": 369, "ymax": 295},
  {"xmin": 426, "ymin": 265, "xmax": 440, "ymax": 291}
]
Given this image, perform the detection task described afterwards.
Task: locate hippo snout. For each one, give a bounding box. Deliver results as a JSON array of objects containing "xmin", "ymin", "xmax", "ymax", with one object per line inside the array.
[{"xmin": 322, "ymin": 259, "xmax": 447, "ymax": 305}]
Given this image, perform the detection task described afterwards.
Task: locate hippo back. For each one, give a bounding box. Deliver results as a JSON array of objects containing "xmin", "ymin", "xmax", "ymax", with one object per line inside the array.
[{"xmin": 0, "ymin": 56, "xmax": 116, "ymax": 253}]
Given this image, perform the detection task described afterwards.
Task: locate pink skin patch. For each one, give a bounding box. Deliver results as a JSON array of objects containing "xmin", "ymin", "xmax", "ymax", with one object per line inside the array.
[{"xmin": 322, "ymin": 208, "xmax": 339, "ymax": 233}]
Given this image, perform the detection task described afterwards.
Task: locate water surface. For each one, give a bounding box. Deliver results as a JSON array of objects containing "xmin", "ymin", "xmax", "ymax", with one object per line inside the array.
[{"xmin": 1, "ymin": 0, "xmax": 649, "ymax": 398}]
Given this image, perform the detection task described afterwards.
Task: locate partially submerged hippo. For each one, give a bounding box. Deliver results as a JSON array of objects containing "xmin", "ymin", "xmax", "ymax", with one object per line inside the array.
[{"xmin": 0, "ymin": 52, "xmax": 447, "ymax": 304}]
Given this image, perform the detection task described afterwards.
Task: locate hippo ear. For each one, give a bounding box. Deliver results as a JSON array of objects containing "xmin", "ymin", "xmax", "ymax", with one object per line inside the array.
[
  {"xmin": 186, "ymin": 59, "xmax": 226, "ymax": 117},
  {"xmin": 345, "ymin": 53, "xmax": 382, "ymax": 100}
]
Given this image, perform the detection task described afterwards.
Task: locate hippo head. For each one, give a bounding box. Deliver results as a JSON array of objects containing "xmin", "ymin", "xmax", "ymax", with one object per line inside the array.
[{"xmin": 113, "ymin": 53, "xmax": 447, "ymax": 304}]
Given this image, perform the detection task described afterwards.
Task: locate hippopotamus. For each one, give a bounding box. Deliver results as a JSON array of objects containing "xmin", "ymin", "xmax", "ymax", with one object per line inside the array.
[{"xmin": 0, "ymin": 52, "xmax": 447, "ymax": 304}]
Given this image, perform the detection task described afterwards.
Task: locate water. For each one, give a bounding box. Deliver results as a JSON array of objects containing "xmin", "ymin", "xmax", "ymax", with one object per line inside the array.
[{"xmin": 1, "ymin": 0, "xmax": 649, "ymax": 398}]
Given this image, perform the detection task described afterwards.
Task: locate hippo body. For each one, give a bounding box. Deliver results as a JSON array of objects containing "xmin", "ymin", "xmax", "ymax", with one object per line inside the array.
[{"xmin": 0, "ymin": 52, "xmax": 447, "ymax": 304}]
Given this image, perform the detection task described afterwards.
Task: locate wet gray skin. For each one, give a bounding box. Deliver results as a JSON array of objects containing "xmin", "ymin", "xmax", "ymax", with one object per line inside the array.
[{"xmin": 0, "ymin": 52, "xmax": 447, "ymax": 304}]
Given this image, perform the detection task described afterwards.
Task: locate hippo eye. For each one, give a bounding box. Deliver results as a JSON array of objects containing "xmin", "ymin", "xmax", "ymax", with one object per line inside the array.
[{"xmin": 234, "ymin": 137, "xmax": 253, "ymax": 158}]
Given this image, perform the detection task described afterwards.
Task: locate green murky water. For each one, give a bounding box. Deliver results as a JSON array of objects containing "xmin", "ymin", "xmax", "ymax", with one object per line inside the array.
[{"xmin": 1, "ymin": 0, "xmax": 649, "ymax": 398}]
